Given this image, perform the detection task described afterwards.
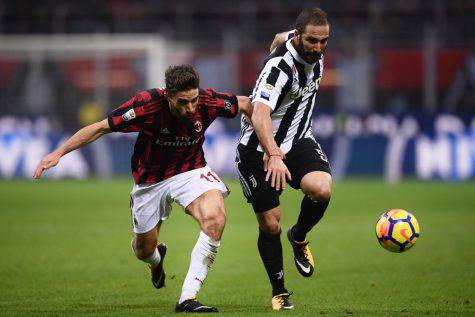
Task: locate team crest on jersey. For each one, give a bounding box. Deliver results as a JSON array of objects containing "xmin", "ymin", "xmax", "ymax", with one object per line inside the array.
[
  {"xmin": 248, "ymin": 175, "xmax": 257, "ymax": 188},
  {"xmin": 292, "ymin": 64, "xmax": 297, "ymax": 76},
  {"xmin": 194, "ymin": 120, "xmax": 202, "ymax": 132},
  {"xmin": 122, "ymin": 109, "xmax": 136, "ymax": 121},
  {"xmin": 291, "ymin": 64, "xmax": 299, "ymax": 83}
]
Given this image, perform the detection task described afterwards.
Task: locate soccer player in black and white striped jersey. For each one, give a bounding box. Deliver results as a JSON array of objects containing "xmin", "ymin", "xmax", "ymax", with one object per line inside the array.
[{"xmin": 236, "ymin": 8, "xmax": 332, "ymax": 310}]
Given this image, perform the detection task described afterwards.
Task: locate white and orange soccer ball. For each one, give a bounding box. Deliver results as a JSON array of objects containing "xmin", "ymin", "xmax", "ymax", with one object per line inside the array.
[{"xmin": 375, "ymin": 209, "xmax": 420, "ymax": 253}]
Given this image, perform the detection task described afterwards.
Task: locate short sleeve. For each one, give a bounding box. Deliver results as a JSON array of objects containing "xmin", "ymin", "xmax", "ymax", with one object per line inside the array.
[
  {"xmin": 199, "ymin": 89, "xmax": 239, "ymax": 120},
  {"xmin": 107, "ymin": 89, "xmax": 162, "ymax": 133},
  {"xmin": 251, "ymin": 62, "xmax": 290, "ymax": 110}
]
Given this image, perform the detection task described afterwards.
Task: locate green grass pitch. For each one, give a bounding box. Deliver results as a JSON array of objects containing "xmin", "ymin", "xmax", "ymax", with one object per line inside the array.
[{"xmin": 0, "ymin": 179, "xmax": 474, "ymax": 316}]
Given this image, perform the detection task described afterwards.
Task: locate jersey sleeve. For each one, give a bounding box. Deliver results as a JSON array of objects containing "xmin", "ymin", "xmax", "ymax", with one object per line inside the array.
[
  {"xmin": 200, "ymin": 89, "xmax": 239, "ymax": 120},
  {"xmin": 251, "ymin": 60, "xmax": 290, "ymax": 110},
  {"xmin": 107, "ymin": 89, "xmax": 161, "ymax": 133}
]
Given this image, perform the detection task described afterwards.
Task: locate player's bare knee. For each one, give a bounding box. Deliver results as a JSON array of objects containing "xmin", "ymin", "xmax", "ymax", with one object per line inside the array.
[
  {"xmin": 257, "ymin": 208, "xmax": 281, "ymax": 234},
  {"xmin": 259, "ymin": 218, "xmax": 281, "ymax": 235},
  {"xmin": 132, "ymin": 236, "xmax": 157, "ymax": 260},
  {"xmin": 210, "ymin": 210, "xmax": 226, "ymax": 234},
  {"xmin": 308, "ymin": 184, "xmax": 331, "ymax": 203},
  {"xmin": 202, "ymin": 209, "xmax": 226, "ymax": 240},
  {"xmin": 134, "ymin": 244, "xmax": 156, "ymax": 261},
  {"xmin": 261, "ymin": 223, "xmax": 280, "ymax": 235}
]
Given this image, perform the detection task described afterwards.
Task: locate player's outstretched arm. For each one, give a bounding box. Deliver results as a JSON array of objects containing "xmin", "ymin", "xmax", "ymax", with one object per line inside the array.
[
  {"xmin": 33, "ymin": 119, "xmax": 111, "ymax": 179},
  {"xmin": 237, "ymin": 95, "xmax": 253, "ymax": 121},
  {"xmin": 251, "ymin": 102, "xmax": 291, "ymax": 191}
]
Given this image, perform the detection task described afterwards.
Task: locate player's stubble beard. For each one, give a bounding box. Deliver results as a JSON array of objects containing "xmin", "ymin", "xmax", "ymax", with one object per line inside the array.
[
  {"xmin": 169, "ymin": 105, "xmax": 182, "ymax": 119},
  {"xmin": 296, "ymin": 35, "xmax": 324, "ymax": 64},
  {"xmin": 169, "ymin": 104, "xmax": 195, "ymax": 121}
]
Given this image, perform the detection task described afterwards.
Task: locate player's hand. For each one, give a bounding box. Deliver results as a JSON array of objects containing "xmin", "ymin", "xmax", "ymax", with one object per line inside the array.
[
  {"xmin": 265, "ymin": 155, "xmax": 291, "ymax": 191},
  {"xmin": 263, "ymin": 149, "xmax": 286, "ymax": 172},
  {"xmin": 33, "ymin": 151, "xmax": 62, "ymax": 179}
]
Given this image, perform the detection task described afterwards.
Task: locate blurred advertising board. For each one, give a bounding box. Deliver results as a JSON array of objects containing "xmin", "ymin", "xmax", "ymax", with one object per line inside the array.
[{"xmin": 0, "ymin": 113, "xmax": 474, "ymax": 181}]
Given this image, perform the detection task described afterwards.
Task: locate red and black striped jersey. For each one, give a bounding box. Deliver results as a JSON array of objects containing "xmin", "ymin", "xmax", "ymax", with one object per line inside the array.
[{"xmin": 107, "ymin": 88, "xmax": 238, "ymax": 184}]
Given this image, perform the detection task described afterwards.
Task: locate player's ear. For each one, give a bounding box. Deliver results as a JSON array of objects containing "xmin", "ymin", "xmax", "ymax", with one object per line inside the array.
[{"xmin": 293, "ymin": 30, "xmax": 300, "ymax": 44}]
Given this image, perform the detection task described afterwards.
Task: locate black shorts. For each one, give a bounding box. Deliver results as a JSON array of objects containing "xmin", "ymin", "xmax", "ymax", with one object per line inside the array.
[{"xmin": 236, "ymin": 138, "xmax": 331, "ymax": 213}]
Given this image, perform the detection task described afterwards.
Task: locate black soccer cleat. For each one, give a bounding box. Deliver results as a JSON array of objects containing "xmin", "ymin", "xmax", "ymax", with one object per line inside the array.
[
  {"xmin": 175, "ymin": 298, "xmax": 218, "ymax": 313},
  {"xmin": 271, "ymin": 292, "xmax": 294, "ymax": 310},
  {"xmin": 287, "ymin": 228, "xmax": 315, "ymax": 277},
  {"xmin": 150, "ymin": 243, "xmax": 167, "ymax": 289}
]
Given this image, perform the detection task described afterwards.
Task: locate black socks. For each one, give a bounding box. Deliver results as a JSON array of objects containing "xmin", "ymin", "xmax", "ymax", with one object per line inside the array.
[
  {"xmin": 257, "ymin": 195, "xmax": 330, "ymax": 295},
  {"xmin": 257, "ymin": 228, "xmax": 287, "ymax": 296},
  {"xmin": 292, "ymin": 195, "xmax": 330, "ymax": 242}
]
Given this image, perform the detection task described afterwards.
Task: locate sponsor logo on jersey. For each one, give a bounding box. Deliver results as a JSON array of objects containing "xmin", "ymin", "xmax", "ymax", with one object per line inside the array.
[
  {"xmin": 160, "ymin": 127, "xmax": 170, "ymax": 134},
  {"xmin": 122, "ymin": 109, "xmax": 136, "ymax": 121},
  {"xmin": 194, "ymin": 120, "xmax": 202, "ymax": 132},
  {"xmin": 156, "ymin": 135, "xmax": 202, "ymax": 147},
  {"xmin": 290, "ymin": 77, "xmax": 321, "ymax": 100}
]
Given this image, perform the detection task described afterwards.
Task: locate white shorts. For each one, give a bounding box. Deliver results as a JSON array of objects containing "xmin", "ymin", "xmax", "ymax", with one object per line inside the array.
[{"xmin": 129, "ymin": 165, "xmax": 229, "ymax": 234}]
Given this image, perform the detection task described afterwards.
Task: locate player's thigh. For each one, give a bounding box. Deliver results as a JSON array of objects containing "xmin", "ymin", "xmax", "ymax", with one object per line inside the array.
[
  {"xmin": 285, "ymin": 138, "xmax": 331, "ymax": 190},
  {"xmin": 300, "ymin": 171, "xmax": 332, "ymax": 201},
  {"xmin": 236, "ymin": 145, "xmax": 281, "ymax": 213},
  {"xmin": 130, "ymin": 182, "xmax": 173, "ymax": 235},
  {"xmin": 186, "ymin": 189, "xmax": 226, "ymax": 224},
  {"xmin": 172, "ymin": 166, "xmax": 228, "ymax": 221}
]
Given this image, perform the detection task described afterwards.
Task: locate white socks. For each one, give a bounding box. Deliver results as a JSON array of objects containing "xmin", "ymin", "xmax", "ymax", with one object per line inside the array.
[
  {"xmin": 178, "ymin": 231, "xmax": 220, "ymax": 304},
  {"xmin": 143, "ymin": 246, "xmax": 161, "ymax": 267}
]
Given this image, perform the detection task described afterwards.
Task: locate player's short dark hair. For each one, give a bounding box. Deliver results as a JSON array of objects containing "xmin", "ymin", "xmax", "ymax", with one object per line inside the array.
[
  {"xmin": 295, "ymin": 8, "xmax": 329, "ymax": 34},
  {"xmin": 165, "ymin": 64, "xmax": 200, "ymax": 95}
]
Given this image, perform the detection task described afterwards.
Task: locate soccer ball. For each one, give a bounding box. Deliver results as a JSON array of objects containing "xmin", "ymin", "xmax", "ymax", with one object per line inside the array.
[{"xmin": 375, "ymin": 209, "xmax": 420, "ymax": 253}]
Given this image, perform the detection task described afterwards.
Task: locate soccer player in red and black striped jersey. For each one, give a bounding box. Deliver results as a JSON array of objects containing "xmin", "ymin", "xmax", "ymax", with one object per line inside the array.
[
  {"xmin": 108, "ymin": 78, "xmax": 240, "ymax": 184},
  {"xmin": 33, "ymin": 64, "xmax": 252, "ymax": 313}
]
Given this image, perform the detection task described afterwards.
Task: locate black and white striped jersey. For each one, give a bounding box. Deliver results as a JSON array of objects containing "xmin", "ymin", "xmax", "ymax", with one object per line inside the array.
[{"xmin": 239, "ymin": 31, "xmax": 324, "ymax": 154}]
